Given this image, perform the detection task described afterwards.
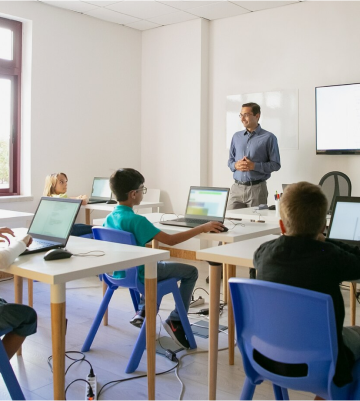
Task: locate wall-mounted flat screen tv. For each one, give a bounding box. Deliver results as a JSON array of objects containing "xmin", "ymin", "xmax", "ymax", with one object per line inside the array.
[{"xmin": 316, "ymin": 83, "xmax": 360, "ymax": 154}]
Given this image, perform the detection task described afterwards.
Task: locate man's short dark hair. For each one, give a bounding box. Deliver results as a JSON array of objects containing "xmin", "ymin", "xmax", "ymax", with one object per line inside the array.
[
  {"xmin": 110, "ymin": 168, "xmax": 145, "ymax": 201},
  {"xmin": 242, "ymin": 102, "xmax": 261, "ymax": 116},
  {"xmin": 280, "ymin": 182, "xmax": 328, "ymax": 238}
]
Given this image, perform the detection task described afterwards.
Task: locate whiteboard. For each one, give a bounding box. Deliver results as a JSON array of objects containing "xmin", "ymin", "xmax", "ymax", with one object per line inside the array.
[{"xmin": 226, "ymin": 89, "xmax": 299, "ymax": 150}]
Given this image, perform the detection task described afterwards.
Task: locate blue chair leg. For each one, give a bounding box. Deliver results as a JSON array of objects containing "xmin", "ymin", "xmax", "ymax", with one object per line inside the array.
[
  {"xmin": 281, "ymin": 387, "xmax": 289, "ymax": 400},
  {"xmin": 0, "ymin": 341, "xmax": 25, "ymax": 400},
  {"xmin": 125, "ymin": 321, "xmax": 147, "ymax": 373},
  {"xmin": 81, "ymin": 286, "xmax": 115, "ymax": 352},
  {"xmin": 273, "ymin": 384, "xmax": 284, "ymax": 400},
  {"xmin": 129, "ymin": 289, "xmax": 140, "ymax": 312},
  {"xmin": 240, "ymin": 377, "xmax": 256, "ymax": 400},
  {"xmin": 171, "ymin": 285, "xmax": 197, "ymax": 349}
]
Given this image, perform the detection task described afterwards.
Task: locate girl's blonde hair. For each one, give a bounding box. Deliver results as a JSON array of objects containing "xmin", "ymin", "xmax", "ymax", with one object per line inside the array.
[{"xmin": 43, "ymin": 173, "xmax": 68, "ymax": 196}]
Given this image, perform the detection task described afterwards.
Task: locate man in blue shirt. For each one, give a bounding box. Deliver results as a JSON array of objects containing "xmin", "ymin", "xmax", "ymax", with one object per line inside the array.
[{"xmin": 228, "ymin": 102, "xmax": 281, "ymax": 209}]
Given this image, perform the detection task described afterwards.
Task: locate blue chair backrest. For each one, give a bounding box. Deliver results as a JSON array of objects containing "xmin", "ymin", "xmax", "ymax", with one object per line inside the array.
[
  {"xmin": 229, "ymin": 278, "xmax": 338, "ymax": 396},
  {"xmin": 92, "ymin": 227, "xmax": 139, "ymax": 288}
]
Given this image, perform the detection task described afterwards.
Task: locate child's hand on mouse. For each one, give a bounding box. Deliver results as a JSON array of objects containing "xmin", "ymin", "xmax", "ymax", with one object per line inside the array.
[{"xmin": 201, "ymin": 221, "xmax": 226, "ymax": 233}]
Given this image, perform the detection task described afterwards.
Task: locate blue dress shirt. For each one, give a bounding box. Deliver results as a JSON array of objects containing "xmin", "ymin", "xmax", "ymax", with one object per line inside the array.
[{"xmin": 228, "ymin": 124, "xmax": 281, "ymax": 182}]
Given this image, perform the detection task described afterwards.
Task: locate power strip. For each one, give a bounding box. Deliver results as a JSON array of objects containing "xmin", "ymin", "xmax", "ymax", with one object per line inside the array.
[
  {"xmin": 190, "ymin": 296, "xmax": 205, "ymax": 308},
  {"xmin": 85, "ymin": 372, "xmax": 97, "ymax": 400}
]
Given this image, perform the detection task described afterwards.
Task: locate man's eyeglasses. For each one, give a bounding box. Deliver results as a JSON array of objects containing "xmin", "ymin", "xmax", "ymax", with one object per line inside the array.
[{"xmin": 239, "ymin": 113, "xmax": 253, "ymax": 119}]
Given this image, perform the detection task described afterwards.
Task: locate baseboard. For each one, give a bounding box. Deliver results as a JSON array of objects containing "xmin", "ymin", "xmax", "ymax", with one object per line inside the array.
[{"xmin": 146, "ymin": 244, "xmax": 196, "ymax": 260}]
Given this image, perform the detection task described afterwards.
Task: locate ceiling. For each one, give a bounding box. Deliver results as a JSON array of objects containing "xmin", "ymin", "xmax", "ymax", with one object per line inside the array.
[{"xmin": 38, "ymin": 0, "xmax": 302, "ymax": 31}]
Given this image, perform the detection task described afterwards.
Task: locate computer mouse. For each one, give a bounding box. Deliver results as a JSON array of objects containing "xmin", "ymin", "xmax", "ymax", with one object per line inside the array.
[
  {"xmin": 44, "ymin": 249, "xmax": 73, "ymax": 261},
  {"xmin": 268, "ymin": 205, "xmax": 276, "ymax": 210},
  {"xmin": 210, "ymin": 226, "xmax": 229, "ymax": 233},
  {"xmin": 106, "ymin": 199, "xmax": 117, "ymax": 204}
]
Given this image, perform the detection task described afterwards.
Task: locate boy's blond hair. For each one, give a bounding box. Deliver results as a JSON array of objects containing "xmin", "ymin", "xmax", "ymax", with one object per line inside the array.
[
  {"xmin": 280, "ymin": 182, "xmax": 328, "ymax": 237},
  {"xmin": 43, "ymin": 173, "xmax": 67, "ymax": 196}
]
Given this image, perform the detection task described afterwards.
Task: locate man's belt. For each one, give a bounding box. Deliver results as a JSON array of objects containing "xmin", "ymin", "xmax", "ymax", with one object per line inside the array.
[{"xmin": 235, "ymin": 179, "xmax": 265, "ymax": 186}]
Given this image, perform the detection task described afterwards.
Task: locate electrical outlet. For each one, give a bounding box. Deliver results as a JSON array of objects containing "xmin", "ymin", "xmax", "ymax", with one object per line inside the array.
[
  {"xmin": 190, "ymin": 296, "xmax": 205, "ymax": 308},
  {"xmin": 85, "ymin": 373, "xmax": 97, "ymax": 400}
]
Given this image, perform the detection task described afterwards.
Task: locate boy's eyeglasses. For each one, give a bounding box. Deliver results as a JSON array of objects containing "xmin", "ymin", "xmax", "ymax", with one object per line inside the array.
[{"xmin": 134, "ymin": 187, "xmax": 147, "ymax": 194}]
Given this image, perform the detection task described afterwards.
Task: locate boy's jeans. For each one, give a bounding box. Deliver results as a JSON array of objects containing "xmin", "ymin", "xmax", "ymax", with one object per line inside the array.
[{"xmin": 138, "ymin": 261, "xmax": 198, "ymax": 321}]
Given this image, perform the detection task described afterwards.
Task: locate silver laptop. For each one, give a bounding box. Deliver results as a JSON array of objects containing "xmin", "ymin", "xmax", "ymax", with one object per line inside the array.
[
  {"xmin": 327, "ymin": 196, "xmax": 360, "ymax": 246},
  {"xmin": 21, "ymin": 197, "xmax": 82, "ymax": 255},
  {"xmin": 160, "ymin": 186, "xmax": 230, "ymax": 228},
  {"xmin": 88, "ymin": 177, "xmax": 112, "ymax": 204}
]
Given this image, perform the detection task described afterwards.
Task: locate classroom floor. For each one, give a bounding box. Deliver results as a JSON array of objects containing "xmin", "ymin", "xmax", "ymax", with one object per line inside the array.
[{"xmin": 0, "ymin": 258, "xmax": 357, "ymax": 400}]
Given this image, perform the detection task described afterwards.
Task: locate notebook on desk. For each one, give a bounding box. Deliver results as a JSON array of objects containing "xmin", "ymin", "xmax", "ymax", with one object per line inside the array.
[
  {"xmin": 160, "ymin": 186, "xmax": 229, "ymax": 228},
  {"xmin": 327, "ymin": 196, "xmax": 360, "ymax": 246},
  {"xmin": 21, "ymin": 197, "xmax": 82, "ymax": 255},
  {"xmin": 87, "ymin": 177, "xmax": 112, "ymax": 204}
]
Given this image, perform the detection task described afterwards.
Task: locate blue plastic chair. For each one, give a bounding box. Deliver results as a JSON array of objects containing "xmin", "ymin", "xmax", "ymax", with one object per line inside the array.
[
  {"xmin": 0, "ymin": 328, "xmax": 25, "ymax": 400},
  {"xmin": 81, "ymin": 227, "xmax": 197, "ymax": 373},
  {"xmin": 229, "ymin": 278, "xmax": 360, "ymax": 400}
]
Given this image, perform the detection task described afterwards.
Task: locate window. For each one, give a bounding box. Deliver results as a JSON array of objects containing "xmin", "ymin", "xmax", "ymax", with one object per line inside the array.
[{"xmin": 0, "ymin": 16, "xmax": 22, "ymax": 195}]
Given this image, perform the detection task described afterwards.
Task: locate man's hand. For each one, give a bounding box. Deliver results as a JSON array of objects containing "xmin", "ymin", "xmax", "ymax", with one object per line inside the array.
[
  {"xmin": 201, "ymin": 221, "xmax": 227, "ymax": 233},
  {"xmin": 235, "ymin": 157, "xmax": 255, "ymax": 171},
  {"xmin": 0, "ymin": 227, "xmax": 15, "ymax": 244}
]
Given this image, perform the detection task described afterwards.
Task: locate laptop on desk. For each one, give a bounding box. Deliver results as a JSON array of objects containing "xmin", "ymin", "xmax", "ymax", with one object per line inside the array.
[
  {"xmin": 21, "ymin": 197, "xmax": 82, "ymax": 255},
  {"xmin": 87, "ymin": 177, "xmax": 112, "ymax": 204},
  {"xmin": 327, "ymin": 196, "xmax": 360, "ymax": 246},
  {"xmin": 160, "ymin": 186, "xmax": 230, "ymax": 229}
]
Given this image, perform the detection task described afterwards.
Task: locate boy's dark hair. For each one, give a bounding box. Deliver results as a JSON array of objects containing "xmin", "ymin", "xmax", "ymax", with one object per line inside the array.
[
  {"xmin": 110, "ymin": 168, "xmax": 145, "ymax": 201},
  {"xmin": 280, "ymin": 181, "xmax": 328, "ymax": 238},
  {"xmin": 242, "ymin": 102, "xmax": 261, "ymax": 116}
]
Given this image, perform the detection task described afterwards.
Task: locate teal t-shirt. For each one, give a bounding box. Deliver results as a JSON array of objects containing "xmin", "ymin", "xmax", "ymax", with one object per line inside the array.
[{"xmin": 103, "ymin": 205, "xmax": 161, "ymax": 282}]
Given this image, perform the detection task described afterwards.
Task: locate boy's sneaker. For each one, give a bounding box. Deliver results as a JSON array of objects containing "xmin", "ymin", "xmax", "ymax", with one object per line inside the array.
[
  {"xmin": 163, "ymin": 319, "xmax": 190, "ymax": 349},
  {"xmin": 130, "ymin": 310, "xmax": 145, "ymax": 328}
]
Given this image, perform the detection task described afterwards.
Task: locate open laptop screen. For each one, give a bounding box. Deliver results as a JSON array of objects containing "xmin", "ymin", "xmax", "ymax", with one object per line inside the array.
[
  {"xmin": 28, "ymin": 198, "xmax": 81, "ymax": 241},
  {"xmin": 185, "ymin": 187, "xmax": 229, "ymax": 220},
  {"xmin": 327, "ymin": 196, "xmax": 360, "ymax": 245},
  {"xmin": 91, "ymin": 177, "xmax": 111, "ymax": 199}
]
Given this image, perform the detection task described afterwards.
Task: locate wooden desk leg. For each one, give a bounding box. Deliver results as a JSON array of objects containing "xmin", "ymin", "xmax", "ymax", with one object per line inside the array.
[
  {"xmin": 50, "ymin": 284, "xmax": 66, "ymax": 400},
  {"xmin": 103, "ymin": 280, "xmax": 108, "ymax": 326},
  {"xmin": 14, "ymin": 275, "xmax": 23, "ymax": 356},
  {"xmin": 222, "ymin": 264, "xmax": 228, "ymax": 305},
  {"xmin": 28, "ymin": 279, "xmax": 33, "ymax": 308},
  {"xmin": 209, "ymin": 262, "xmax": 222, "ymax": 400},
  {"xmin": 227, "ymin": 264, "xmax": 236, "ymax": 365},
  {"xmin": 145, "ymin": 262, "xmax": 157, "ymax": 400},
  {"xmin": 152, "ymin": 239, "xmax": 159, "ymax": 249},
  {"xmin": 85, "ymin": 209, "xmax": 91, "ymax": 225},
  {"xmin": 351, "ymin": 282, "xmax": 356, "ymax": 326}
]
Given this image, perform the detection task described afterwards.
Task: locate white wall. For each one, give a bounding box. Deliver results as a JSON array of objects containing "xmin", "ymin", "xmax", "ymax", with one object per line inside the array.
[
  {"xmin": 209, "ymin": 1, "xmax": 360, "ymax": 200},
  {"xmin": 141, "ymin": 18, "xmax": 209, "ymax": 215},
  {"xmin": 0, "ymin": 1, "xmax": 141, "ymax": 219}
]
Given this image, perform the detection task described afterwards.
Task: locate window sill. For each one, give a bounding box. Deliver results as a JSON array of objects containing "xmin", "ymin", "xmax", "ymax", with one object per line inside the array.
[{"xmin": 0, "ymin": 195, "xmax": 34, "ymax": 203}]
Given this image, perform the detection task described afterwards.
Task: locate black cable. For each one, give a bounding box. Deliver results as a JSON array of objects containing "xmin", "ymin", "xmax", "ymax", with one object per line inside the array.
[{"xmin": 0, "ymin": 277, "xmax": 13, "ymax": 282}]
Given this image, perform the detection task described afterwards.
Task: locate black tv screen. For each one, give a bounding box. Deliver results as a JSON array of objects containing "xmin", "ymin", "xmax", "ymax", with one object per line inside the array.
[{"xmin": 316, "ymin": 83, "xmax": 360, "ymax": 155}]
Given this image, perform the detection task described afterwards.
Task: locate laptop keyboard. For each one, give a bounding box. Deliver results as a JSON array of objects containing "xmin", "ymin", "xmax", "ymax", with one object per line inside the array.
[
  {"xmin": 177, "ymin": 218, "xmax": 212, "ymax": 224},
  {"xmin": 29, "ymin": 239, "xmax": 56, "ymax": 250}
]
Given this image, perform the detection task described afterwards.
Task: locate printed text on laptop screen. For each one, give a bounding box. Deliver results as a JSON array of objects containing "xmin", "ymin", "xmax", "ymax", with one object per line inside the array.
[
  {"xmin": 186, "ymin": 189, "xmax": 228, "ymax": 217},
  {"xmin": 29, "ymin": 200, "xmax": 79, "ymax": 239}
]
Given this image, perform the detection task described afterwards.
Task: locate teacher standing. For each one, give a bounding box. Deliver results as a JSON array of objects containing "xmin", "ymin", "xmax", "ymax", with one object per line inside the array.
[{"xmin": 227, "ymin": 102, "xmax": 281, "ymax": 209}]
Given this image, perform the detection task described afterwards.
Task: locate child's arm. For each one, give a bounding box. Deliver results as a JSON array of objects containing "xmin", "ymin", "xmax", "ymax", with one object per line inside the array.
[
  {"xmin": 0, "ymin": 229, "xmax": 32, "ymax": 269},
  {"xmin": 154, "ymin": 221, "xmax": 225, "ymax": 246},
  {"xmin": 69, "ymin": 195, "xmax": 88, "ymax": 205}
]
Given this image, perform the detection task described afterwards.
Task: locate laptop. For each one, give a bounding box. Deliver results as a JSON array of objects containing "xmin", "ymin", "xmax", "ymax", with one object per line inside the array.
[
  {"xmin": 160, "ymin": 186, "xmax": 230, "ymax": 228},
  {"xmin": 21, "ymin": 197, "xmax": 82, "ymax": 255},
  {"xmin": 327, "ymin": 196, "xmax": 360, "ymax": 246},
  {"xmin": 87, "ymin": 177, "xmax": 112, "ymax": 204}
]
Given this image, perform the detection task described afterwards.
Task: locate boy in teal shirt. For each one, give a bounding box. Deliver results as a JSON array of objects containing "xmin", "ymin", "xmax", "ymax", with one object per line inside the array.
[{"xmin": 105, "ymin": 168, "xmax": 225, "ymax": 349}]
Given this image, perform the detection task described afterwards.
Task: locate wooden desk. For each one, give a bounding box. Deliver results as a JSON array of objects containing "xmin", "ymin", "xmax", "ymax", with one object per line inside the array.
[
  {"xmin": 0, "ymin": 209, "xmax": 34, "ymax": 228},
  {"xmin": 1, "ymin": 232, "xmax": 169, "ymax": 400},
  {"xmin": 83, "ymin": 201, "xmax": 163, "ymax": 224},
  {"xmin": 197, "ymin": 234, "xmax": 278, "ymax": 400}
]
